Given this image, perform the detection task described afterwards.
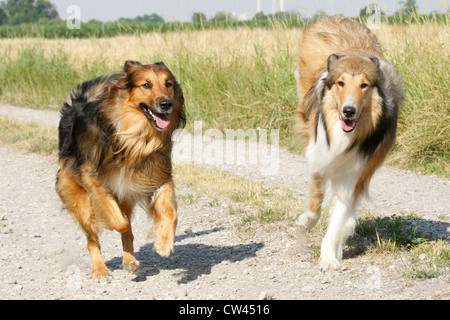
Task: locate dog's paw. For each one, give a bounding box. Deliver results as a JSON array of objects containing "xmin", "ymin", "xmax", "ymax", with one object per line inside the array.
[
  {"xmin": 295, "ymin": 211, "xmax": 321, "ymax": 230},
  {"xmin": 91, "ymin": 267, "xmax": 111, "ymax": 279},
  {"xmin": 318, "ymin": 256, "xmax": 341, "ymax": 272},
  {"xmin": 154, "ymin": 238, "xmax": 174, "ymax": 258},
  {"xmin": 123, "ymin": 259, "xmax": 139, "ymax": 274}
]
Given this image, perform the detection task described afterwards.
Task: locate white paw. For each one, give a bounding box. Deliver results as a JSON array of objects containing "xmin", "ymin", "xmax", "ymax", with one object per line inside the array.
[
  {"xmin": 319, "ymin": 256, "xmax": 341, "ymax": 272},
  {"xmin": 319, "ymin": 244, "xmax": 342, "ymax": 272},
  {"xmin": 295, "ymin": 211, "xmax": 321, "ymax": 230}
]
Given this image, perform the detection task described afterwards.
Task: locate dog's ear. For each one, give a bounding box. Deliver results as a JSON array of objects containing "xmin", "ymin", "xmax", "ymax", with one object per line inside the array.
[
  {"xmin": 369, "ymin": 57, "xmax": 379, "ymax": 68},
  {"xmin": 327, "ymin": 54, "xmax": 340, "ymax": 72},
  {"xmin": 123, "ymin": 60, "xmax": 142, "ymax": 74},
  {"xmin": 154, "ymin": 61, "xmax": 167, "ymax": 68},
  {"xmin": 370, "ymin": 57, "xmax": 384, "ymax": 83}
]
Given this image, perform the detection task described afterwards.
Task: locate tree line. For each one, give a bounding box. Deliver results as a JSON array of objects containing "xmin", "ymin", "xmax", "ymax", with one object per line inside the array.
[
  {"xmin": 0, "ymin": 0, "xmax": 430, "ymax": 26},
  {"xmin": 0, "ymin": 0, "xmax": 58, "ymax": 25}
]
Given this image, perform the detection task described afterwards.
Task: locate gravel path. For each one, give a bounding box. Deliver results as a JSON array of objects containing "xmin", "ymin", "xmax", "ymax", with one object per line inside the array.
[{"xmin": 0, "ymin": 105, "xmax": 449, "ymax": 300}]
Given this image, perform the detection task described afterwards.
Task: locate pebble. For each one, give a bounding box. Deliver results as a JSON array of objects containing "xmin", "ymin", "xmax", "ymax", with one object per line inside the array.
[{"xmin": 258, "ymin": 291, "xmax": 274, "ymax": 300}]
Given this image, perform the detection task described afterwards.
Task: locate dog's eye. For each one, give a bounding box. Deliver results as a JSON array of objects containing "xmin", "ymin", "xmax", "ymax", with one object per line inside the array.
[
  {"xmin": 142, "ymin": 83, "xmax": 152, "ymax": 89},
  {"xmin": 337, "ymin": 81, "xmax": 345, "ymax": 87},
  {"xmin": 360, "ymin": 83, "xmax": 369, "ymax": 89},
  {"xmin": 165, "ymin": 82, "xmax": 173, "ymax": 88}
]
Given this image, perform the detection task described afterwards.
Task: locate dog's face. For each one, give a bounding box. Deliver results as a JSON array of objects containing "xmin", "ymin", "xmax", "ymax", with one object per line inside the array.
[
  {"xmin": 325, "ymin": 55, "xmax": 381, "ymax": 133},
  {"xmin": 121, "ymin": 60, "xmax": 183, "ymax": 132}
]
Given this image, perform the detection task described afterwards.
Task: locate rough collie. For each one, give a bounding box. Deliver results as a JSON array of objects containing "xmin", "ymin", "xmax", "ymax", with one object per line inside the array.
[
  {"xmin": 56, "ymin": 60, "xmax": 186, "ymax": 278},
  {"xmin": 294, "ymin": 16, "xmax": 403, "ymax": 271}
]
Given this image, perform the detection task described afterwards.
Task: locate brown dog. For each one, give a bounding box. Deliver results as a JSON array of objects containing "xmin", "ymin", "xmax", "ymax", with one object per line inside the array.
[
  {"xmin": 294, "ymin": 16, "xmax": 403, "ymax": 271},
  {"xmin": 56, "ymin": 61, "xmax": 186, "ymax": 278}
]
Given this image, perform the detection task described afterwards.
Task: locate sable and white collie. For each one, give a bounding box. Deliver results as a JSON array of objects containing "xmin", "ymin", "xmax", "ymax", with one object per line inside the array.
[{"xmin": 294, "ymin": 16, "xmax": 403, "ymax": 271}]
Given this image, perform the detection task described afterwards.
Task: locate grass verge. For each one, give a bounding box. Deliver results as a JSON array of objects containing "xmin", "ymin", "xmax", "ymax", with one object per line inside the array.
[
  {"xmin": 0, "ymin": 117, "xmax": 58, "ymax": 155},
  {"xmin": 349, "ymin": 213, "xmax": 449, "ymax": 279},
  {"xmin": 173, "ymin": 162, "xmax": 303, "ymax": 230}
]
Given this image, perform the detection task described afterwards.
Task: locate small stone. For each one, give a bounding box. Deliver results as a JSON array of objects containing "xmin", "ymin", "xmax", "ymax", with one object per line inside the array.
[
  {"xmin": 258, "ymin": 291, "xmax": 274, "ymax": 300},
  {"xmin": 176, "ymin": 288, "xmax": 188, "ymax": 298}
]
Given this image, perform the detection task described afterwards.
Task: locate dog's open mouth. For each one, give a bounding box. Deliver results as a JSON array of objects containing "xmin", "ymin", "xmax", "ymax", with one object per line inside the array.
[
  {"xmin": 339, "ymin": 115, "xmax": 360, "ymax": 133},
  {"xmin": 140, "ymin": 104, "xmax": 171, "ymax": 131}
]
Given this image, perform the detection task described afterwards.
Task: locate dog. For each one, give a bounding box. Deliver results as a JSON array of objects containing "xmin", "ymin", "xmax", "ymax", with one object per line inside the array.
[
  {"xmin": 294, "ymin": 16, "xmax": 403, "ymax": 271},
  {"xmin": 56, "ymin": 60, "xmax": 186, "ymax": 278}
]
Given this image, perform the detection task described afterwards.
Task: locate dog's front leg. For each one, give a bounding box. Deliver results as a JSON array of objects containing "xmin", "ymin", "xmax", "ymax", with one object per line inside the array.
[
  {"xmin": 149, "ymin": 180, "xmax": 178, "ymax": 257},
  {"xmin": 80, "ymin": 164, "xmax": 130, "ymax": 233},
  {"xmin": 319, "ymin": 196, "xmax": 357, "ymax": 271},
  {"xmin": 296, "ymin": 174, "xmax": 324, "ymax": 229},
  {"xmin": 118, "ymin": 201, "xmax": 139, "ymax": 274}
]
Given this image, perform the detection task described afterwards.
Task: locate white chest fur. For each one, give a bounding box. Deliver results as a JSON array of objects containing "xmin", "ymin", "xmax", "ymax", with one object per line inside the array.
[{"xmin": 306, "ymin": 115, "xmax": 367, "ymax": 203}]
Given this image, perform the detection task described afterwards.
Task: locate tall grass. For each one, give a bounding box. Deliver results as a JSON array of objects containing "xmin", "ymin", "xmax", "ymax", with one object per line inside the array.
[
  {"xmin": 374, "ymin": 22, "xmax": 449, "ymax": 175},
  {"xmin": 0, "ymin": 19, "xmax": 448, "ymax": 176}
]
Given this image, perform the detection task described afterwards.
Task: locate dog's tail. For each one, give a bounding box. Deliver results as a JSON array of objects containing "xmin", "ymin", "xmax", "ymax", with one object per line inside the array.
[
  {"xmin": 64, "ymin": 73, "xmax": 121, "ymax": 109},
  {"xmin": 58, "ymin": 74, "xmax": 121, "ymax": 155}
]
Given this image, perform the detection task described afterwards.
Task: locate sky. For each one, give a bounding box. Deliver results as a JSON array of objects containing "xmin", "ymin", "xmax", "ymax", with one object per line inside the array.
[{"xmin": 51, "ymin": 0, "xmax": 448, "ymax": 23}]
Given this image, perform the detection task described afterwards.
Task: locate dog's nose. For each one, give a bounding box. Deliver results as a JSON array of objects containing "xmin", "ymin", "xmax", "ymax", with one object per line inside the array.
[
  {"xmin": 343, "ymin": 106, "xmax": 356, "ymax": 118},
  {"xmin": 159, "ymin": 100, "xmax": 173, "ymax": 111}
]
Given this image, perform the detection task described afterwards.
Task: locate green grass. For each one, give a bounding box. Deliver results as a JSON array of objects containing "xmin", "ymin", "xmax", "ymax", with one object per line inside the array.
[
  {"xmin": 0, "ymin": 117, "xmax": 58, "ymax": 154},
  {"xmin": 174, "ymin": 41, "xmax": 298, "ymax": 149},
  {"xmin": 384, "ymin": 21, "xmax": 450, "ymax": 176},
  {"xmin": 0, "ymin": 46, "xmax": 112, "ymax": 110},
  {"xmin": 350, "ymin": 213, "xmax": 428, "ymax": 255},
  {"xmin": 306, "ymin": 211, "xmax": 450, "ymax": 279},
  {"xmin": 174, "ymin": 162, "xmax": 304, "ymax": 229},
  {"xmin": 347, "ymin": 213, "xmax": 449, "ymax": 279}
]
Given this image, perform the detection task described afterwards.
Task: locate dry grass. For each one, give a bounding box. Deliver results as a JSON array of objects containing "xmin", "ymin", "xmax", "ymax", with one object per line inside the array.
[{"xmin": 0, "ymin": 28, "xmax": 301, "ymax": 70}]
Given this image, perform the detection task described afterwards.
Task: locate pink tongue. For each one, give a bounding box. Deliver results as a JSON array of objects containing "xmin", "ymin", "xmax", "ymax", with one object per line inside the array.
[
  {"xmin": 154, "ymin": 114, "xmax": 170, "ymax": 129},
  {"xmin": 341, "ymin": 119, "xmax": 355, "ymax": 132}
]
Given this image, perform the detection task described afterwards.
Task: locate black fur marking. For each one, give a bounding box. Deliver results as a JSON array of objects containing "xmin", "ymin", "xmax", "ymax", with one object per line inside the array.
[
  {"xmin": 315, "ymin": 83, "xmax": 330, "ymax": 147},
  {"xmin": 358, "ymin": 85, "xmax": 397, "ymax": 157},
  {"xmin": 58, "ymin": 76, "xmax": 117, "ymax": 172}
]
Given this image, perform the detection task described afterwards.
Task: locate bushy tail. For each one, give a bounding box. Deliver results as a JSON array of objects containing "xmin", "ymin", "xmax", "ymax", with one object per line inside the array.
[
  {"xmin": 58, "ymin": 73, "xmax": 121, "ymax": 155},
  {"xmin": 64, "ymin": 73, "xmax": 121, "ymax": 108}
]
